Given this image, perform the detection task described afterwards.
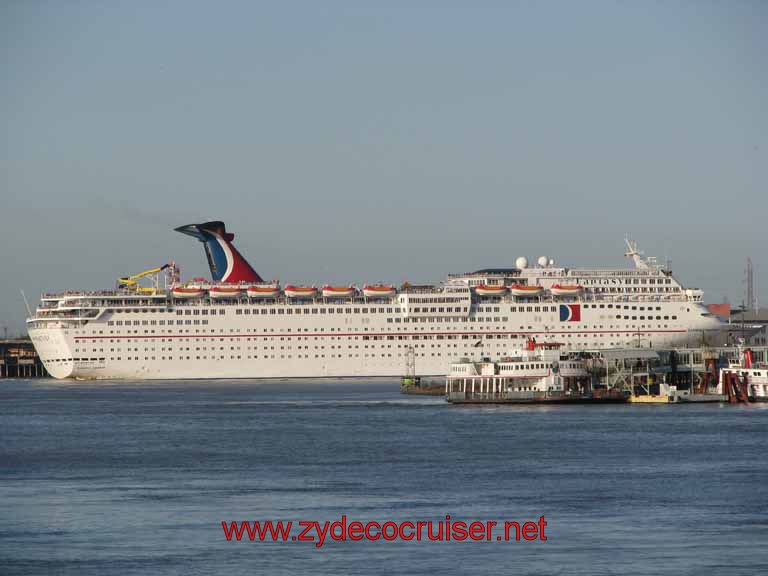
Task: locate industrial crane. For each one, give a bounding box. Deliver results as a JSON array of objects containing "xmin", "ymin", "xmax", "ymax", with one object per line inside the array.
[{"xmin": 117, "ymin": 264, "xmax": 172, "ymax": 294}]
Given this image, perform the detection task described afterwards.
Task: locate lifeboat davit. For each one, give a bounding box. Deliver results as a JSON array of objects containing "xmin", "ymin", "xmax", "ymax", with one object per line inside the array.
[
  {"xmin": 284, "ymin": 285, "xmax": 317, "ymax": 299},
  {"xmin": 550, "ymin": 284, "xmax": 583, "ymax": 297},
  {"xmin": 474, "ymin": 284, "xmax": 507, "ymax": 297},
  {"xmin": 209, "ymin": 286, "xmax": 243, "ymax": 299},
  {"xmin": 363, "ymin": 284, "xmax": 396, "ymax": 298},
  {"xmin": 322, "ymin": 285, "xmax": 356, "ymax": 298},
  {"xmin": 510, "ymin": 285, "xmax": 544, "ymax": 297},
  {"xmin": 246, "ymin": 285, "xmax": 280, "ymax": 298},
  {"xmin": 171, "ymin": 286, "xmax": 205, "ymax": 299}
]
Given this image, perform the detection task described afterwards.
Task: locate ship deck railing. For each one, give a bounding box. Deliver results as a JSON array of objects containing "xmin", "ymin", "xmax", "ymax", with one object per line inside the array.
[
  {"xmin": 448, "ymin": 390, "xmax": 577, "ymax": 402},
  {"xmin": 38, "ymin": 290, "xmax": 695, "ymax": 308}
]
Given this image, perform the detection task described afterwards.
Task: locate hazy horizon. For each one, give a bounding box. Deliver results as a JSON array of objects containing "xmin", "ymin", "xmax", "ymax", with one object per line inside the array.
[{"xmin": 2, "ymin": 1, "xmax": 766, "ymax": 335}]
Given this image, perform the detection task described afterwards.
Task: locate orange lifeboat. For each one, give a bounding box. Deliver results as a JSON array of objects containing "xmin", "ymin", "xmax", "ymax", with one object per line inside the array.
[
  {"xmin": 171, "ymin": 286, "xmax": 205, "ymax": 299},
  {"xmin": 363, "ymin": 284, "xmax": 396, "ymax": 298},
  {"xmin": 474, "ymin": 284, "xmax": 507, "ymax": 297},
  {"xmin": 322, "ymin": 285, "xmax": 356, "ymax": 298},
  {"xmin": 209, "ymin": 286, "xmax": 243, "ymax": 299},
  {"xmin": 284, "ymin": 285, "xmax": 317, "ymax": 299},
  {"xmin": 510, "ymin": 285, "xmax": 544, "ymax": 297},
  {"xmin": 550, "ymin": 284, "xmax": 583, "ymax": 297},
  {"xmin": 246, "ymin": 284, "xmax": 280, "ymax": 298}
]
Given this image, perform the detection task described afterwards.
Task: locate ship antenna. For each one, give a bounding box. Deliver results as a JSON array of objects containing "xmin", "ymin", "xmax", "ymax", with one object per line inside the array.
[
  {"xmin": 20, "ymin": 289, "xmax": 32, "ymax": 318},
  {"xmin": 624, "ymin": 235, "xmax": 649, "ymax": 270}
]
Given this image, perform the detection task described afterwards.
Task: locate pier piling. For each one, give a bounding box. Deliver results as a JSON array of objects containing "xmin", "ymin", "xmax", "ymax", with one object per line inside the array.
[{"xmin": 0, "ymin": 339, "xmax": 48, "ymax": 379}]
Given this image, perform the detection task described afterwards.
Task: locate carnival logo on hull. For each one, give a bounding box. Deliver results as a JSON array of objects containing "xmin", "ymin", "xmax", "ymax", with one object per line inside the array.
[{"xmin": 559, "ymin": 304, "xmax": 581, "ymax": 322}]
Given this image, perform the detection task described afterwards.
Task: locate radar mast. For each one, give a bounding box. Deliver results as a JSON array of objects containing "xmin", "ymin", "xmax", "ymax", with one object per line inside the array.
[{"xmin": 624, "ymin": 237, "xmax": 659, "ymax": 270}]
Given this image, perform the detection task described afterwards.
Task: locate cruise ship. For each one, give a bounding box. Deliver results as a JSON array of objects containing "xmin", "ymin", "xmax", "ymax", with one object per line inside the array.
[{"xmin": 27, "ymin": 221, "xmax": 729, "ymax": 380}]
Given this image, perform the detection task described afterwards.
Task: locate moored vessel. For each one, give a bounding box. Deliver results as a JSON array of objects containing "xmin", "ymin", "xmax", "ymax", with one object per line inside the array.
[
  {"xmin": 446, "ymin": 340, "xmax": 627, "ymax": 404},
  {"xmin": 719, "ymin": 345, "xmax": 768, "ymax": 402},
  {"xmin": 26, "ymin": 223, "xmax": 734, "ymax": 380}
]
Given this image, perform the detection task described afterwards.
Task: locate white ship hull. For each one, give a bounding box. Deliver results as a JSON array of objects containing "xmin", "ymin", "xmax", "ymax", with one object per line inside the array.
[
  {"xmin": 28, "ymin": 298, "xmax": 725, "ymax": 381},
  {"xmin": 26, "ymin": 225, "xmax": 731, "ymax": 381}
]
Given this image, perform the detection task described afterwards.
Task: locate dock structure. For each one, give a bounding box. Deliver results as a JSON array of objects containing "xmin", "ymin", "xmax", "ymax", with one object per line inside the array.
[
  {"xmin": 0, "ymin": 339, "xmax": 48, "ymax": 379},
  {"xmin": 443, "ymin": 345, "xmax": 766, "ymax": 404},
  {"xmin": 582, "ymin": 345, "xmax": 766, "ymax": 401}
]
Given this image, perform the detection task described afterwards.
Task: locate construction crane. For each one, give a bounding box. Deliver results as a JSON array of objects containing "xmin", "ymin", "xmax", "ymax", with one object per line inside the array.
[{"xmin": 118, "ymin": 264, "xmax": 171, "ymax": 294}]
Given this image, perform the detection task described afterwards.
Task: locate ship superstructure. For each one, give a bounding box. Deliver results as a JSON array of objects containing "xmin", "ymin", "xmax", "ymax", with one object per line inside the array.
[{"xmin": 27, "ymin": 223, "xmax": 729, "ymax": 380}]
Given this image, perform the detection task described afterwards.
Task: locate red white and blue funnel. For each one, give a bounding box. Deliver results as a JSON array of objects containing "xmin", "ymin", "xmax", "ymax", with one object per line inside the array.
[{"xmin": 175, "ymin": 221, "xmax": 263, "ymax": 284}]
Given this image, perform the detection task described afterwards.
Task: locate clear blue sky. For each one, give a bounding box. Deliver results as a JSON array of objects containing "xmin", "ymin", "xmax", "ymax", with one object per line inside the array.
[{"xmin": 1, "ymin": 1, "xmax": 766, "ymax": 335}]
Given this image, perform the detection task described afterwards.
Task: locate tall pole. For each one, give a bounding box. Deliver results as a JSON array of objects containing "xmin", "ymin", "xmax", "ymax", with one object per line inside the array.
[{"xmin": 690, "ymin": 349, "xmax": 694, "ymax": 392}]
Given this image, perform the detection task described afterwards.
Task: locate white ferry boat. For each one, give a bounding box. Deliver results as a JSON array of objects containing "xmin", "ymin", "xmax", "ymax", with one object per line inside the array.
[
  {"xmin": 446, "ymin": 340, "xmax": 591, "ymax": 400},
  {"xmin": 27, "ymin": 221, "xmax": 730, "ymax": 380}
]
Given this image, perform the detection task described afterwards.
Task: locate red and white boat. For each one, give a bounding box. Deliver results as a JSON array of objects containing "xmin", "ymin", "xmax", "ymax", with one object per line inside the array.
[
  {"xmin": 322, "ymin": 285, "xmax": 356, "ymax": 298},
  {"xmin": 209, "ymin": 286, "xmax": 243, "ymax": 299},
  {"xmin": 550, "ymin": 284, "xmax": 583, "ymax": 297},
  {"xmin": 284, "ymin": 285, "xmax": 317, "ymax": 299},
  {"xmin": 474, "ymin": 284, "xmax": 507, "ymax": 297},
  {"xmin": 171, "ymin": 286, "xmax": 205, "ymax": 299},
  {"xmin": 246, "ymin": 285, "xmax": 281, "ymax": 298},
  {"xmin": 510, "ymin": 285, "xmax": 544, "ymax": 297},
  {"xmin": 363, "ymin": 284, "xmax": 396, "ymax": 298},
  {"xmin": 719, "ymin": 345, "xmax": 768, "ymax": 402}
]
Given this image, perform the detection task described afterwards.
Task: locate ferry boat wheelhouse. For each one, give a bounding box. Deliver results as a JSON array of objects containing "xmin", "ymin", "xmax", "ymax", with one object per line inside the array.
[{"xmin": 27, "ymin": 222, "xmax": 729, "ymax": 380}]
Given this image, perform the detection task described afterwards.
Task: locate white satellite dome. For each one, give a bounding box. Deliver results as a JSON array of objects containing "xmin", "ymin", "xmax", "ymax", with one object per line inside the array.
[
  {"xmin": 515, "ymin": 256, "xmax": 528, "ymax": 269},
  {"xmin": 549, "ymin": 258, "xmax": 555, "ymax": 266},
  {"xmin": 537, "ymin": 256, "xmax": 548, "ymax": 268}
]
